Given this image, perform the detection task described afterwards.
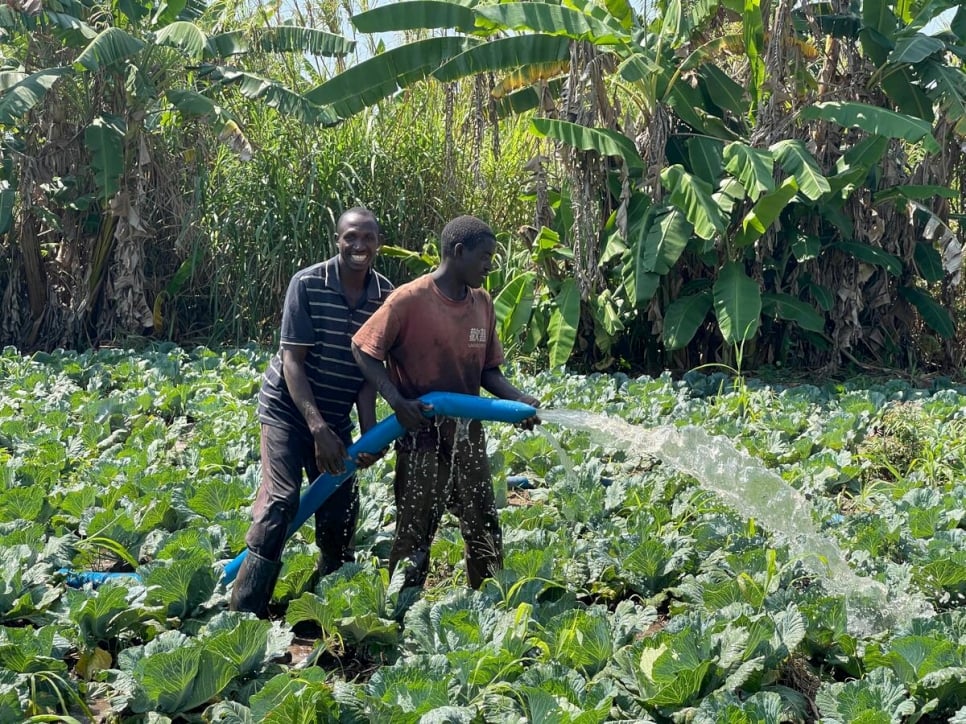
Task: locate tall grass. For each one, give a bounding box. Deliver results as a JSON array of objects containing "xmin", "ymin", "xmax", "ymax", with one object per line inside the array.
[{"xmin": 166, "ymin": 81, "xmax": 533, "ymax": 346}]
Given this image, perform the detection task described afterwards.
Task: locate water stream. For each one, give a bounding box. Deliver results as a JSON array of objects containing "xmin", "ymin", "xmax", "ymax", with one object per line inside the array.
[{"xmin": 539, "ymin": 408, "xmax": 934, "ymax": 637}]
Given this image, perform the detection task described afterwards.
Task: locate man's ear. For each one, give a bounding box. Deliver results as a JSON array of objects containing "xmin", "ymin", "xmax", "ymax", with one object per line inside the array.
[{"xmin": 452, "ymin": 242, "xmax": 464, "ymax": 259}]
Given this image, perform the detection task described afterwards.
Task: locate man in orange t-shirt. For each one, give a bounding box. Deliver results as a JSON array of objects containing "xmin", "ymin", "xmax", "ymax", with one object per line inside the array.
[{"xmin": 352, "ymin": 215, "xmax": 539, "ymax": 591}]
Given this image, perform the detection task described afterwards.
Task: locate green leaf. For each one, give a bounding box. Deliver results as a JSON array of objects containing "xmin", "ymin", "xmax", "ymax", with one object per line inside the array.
[
  {"xmin": 256, "ymin": 25, "xmax": 354, "ymax": 56},
  {"xmin": 599, "ymin": 0, "xmax": 634, "ymax": 25},
  {"xmin": 0, "ymin": 183, "xmax": 14, "ymax": 235},
  {"xmin": 285, "ymin": 592, "xmax": 334, "ymax": 631},
  {"xmin": 0, "ymin": 67, "xmax": 72, "ymax": 125},
  {"xmin": 830, "ymin": 241, "xmax": 904, "ymax": 276},
  {"xmin": 352, "ymin": 1, "xmax": 478, "ymax": 33},
  {"xmin": 661, "ymin": 165, "xmax": 728, "ymax": 240},
  {"xmin": 250, "ymin": 668, "xmax": 337, "ymax": 723},
  {"xmin": 530, "ymin": 118, "xmax": 645, "ymax": 170},
  {"xmin": 74, "ymin": 28, "xmax": 146, "ymax": 72},
  {"xmin": 733, "ymin": 177, "xmax": 799, "ymax": 247},
  {"xmin": 919, "ymin": 62, "xmax": 966, "ymax": 134},
  {"xmin": 166, "ymin": 89, "xmax": 252, "ymax": 158},
  {"xmin": 769, "ymin": 139, "xmax": 831, "ymax": 200},
  {"xmin": 336, "ymin": 612, "xmax": 400, "ymax": 647},
  {"xmin": 713, "ymin": 262, "xmax": 761, "ymax": 344},
  {"xmin": 898, "ymin": 286, "xmax": 956, "ymax": 337},
  {"xmin": 631, "ymin": 270, "xmax": 661, "ymax": 306},
  {"xmin": 85, "ymin": 114, "xmax": 126, "ymax": 203},
  {"xmin": 494, "ymin": 272, "xmax": 536, "ymax": 345},
  {"xmin": 699, "ymin": 63, "xmax": 748, "ymax": 116},
  {"xmin": 799, "ymin": 101, "xmax": 941, "ymax": 155},
  {"xmin": 791, "ymin": 234, "xmax": 821, "ymax": 262},
  {"xmin": 860, "ymin": 0, "xmax": 897, "ymax": 65},
  {"xmin": 802, "ymin": 279, "xmax": 834, "ymax": 312},
  {"xmin": 761, "ymin": 292, "xmax": 825, "ymax": 332},
  {"xmin": 873, "ymin": 184, "xmax": 958, "ymax": 207},
  {"xmin": 494, "ymin": 77, "xmax": 565, "ymax": 117},
  {"xmin": 304, "ymin": 37, "xmax": 481, "ymax": 116},
  {"xmin": 143, "ymin": 552, "xmax": 218, "ymax": 619},
  {"xmin": 154, "ymin": 21, "xmax": 207, "ymax": 61},
  {"xmin": 839, "ymin": 135, "xmax": 890, "ymax": 171},
  {"xmin": 667, "ymin": 82, "xmax": 742, "ymax": 140},
  {"xmin": 205, "ymin": 30, "xmax": 251, "ymax": 57},
  {"xmin": 638, "ymin": 207, "xmax": 691, "ymax": 275},
  {"xmin": 543, "ymin": 609, "xmax": 613, "ymax": 677},
  {"xmin": 67, "ymin": 582, "xmax": 152, "ymax": 647},
  {"xmin": 882, "ymin": 66, "xmax": 935, "ymax": 121},
  {"xmin": 815, "ymin": 666, "xmax": 915, "ymax": 723},
  {"xmin": 663, "ymin": 290, "xmax": 712, "ymax": 349},
  {"xmin": 475, "ymin": 2, "xmax": 629, "ymax": 44},
  {"xmin": 433, "ymin": 34, "xmax": 571, "ymax": 82},
  {"xmin": 202, "ymin": 67, "xmax": 336, "ymax": 125},
  {"xmin": 186, "ymin": 479, "xmax": 250, "ymax": 520},
  {"xmin": 913, "ymin": 242, "xmax": 944, "ymax": 283},
  {"xmin": 203, "ymin": 616, "xmax": 272, "ymax": 677},
  {"xmin": 688, "ymin": 137, "xmax": 724, "ymax": 185},
  {"xmin": 133, "ymin": 645, "xmax": 234, "ymax": 714},
  {"xmin": 723, "ymin": 142, "xmax": 775, "ymax": 201},
  {"xmin": 548, "ymin": 278, "xmax": 580, "ymax": 369},
  {"xmin": 888, "ymin": 33, "xmax": 945, "ymax": 63},
  {"xmin": 743, "ymin": 0, "xmax": 766, "ymax": 109},
  {"xmin": 661, "ymin": 0, "xmax": 686, "ymax": 42}
]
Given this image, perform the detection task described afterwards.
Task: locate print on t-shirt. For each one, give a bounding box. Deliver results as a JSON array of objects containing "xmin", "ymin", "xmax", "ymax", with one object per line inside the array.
[{"xmin": 468, "ymin": 327, "xmax": 487, "ymax": 347}]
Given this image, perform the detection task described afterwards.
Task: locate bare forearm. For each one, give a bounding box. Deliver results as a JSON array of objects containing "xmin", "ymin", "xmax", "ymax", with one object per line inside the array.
[
  {"xmin": 481, "ymin": 367, "xmax": 527, "ymax": 401},
  {"xmin": 356, "ymin": 381, "xmax": 378, "ymax": 434},
  {"xmin": 352, "ymin": 343, "xmax": 403, "ymax": 408}
]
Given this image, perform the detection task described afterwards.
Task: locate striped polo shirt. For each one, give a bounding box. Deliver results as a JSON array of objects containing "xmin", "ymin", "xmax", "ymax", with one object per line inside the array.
[{"xmin": 257, "ymin": 256, "xmax": 393, "ymax": 437}]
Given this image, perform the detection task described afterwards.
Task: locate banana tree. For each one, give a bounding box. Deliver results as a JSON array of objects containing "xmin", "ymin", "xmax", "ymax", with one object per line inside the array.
[
  {"xmin": 0, "ymin": 0, "xmax": 352, "ymax": 349},
  {"xmin": 308, "ymin": 0, "xmax": 964, "ymax": 371}
]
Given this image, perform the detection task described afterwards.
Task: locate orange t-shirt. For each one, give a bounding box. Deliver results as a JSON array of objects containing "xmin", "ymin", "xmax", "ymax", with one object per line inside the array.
[{"xmin": 352, "ymin": 274, "xmax": 505, "ymax": 399}]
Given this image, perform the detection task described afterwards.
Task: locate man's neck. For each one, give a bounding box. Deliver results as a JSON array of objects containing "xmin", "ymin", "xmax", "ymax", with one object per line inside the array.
[{"xmin": 431, "ymin": 268, "xmax": 467, "ymax": 301}]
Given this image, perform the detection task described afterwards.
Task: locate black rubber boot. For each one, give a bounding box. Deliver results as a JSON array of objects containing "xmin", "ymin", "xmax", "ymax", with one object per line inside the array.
[{"xmin": 229, "ymin": 549, "xmax": 282, "ymax": 618}]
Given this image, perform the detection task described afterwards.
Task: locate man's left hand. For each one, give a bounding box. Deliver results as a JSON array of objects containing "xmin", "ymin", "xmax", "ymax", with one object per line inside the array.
[
  {"xmin": 355, "ymin": 447, "xmax": 389, "ymax": 468},
  {"xmin": 515, "ymin": 394, "xmax": 542, "ymax": 430}
]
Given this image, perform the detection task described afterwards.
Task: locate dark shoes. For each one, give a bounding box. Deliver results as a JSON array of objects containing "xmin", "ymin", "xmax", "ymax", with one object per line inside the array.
[{"xmin": 229, "ymin": 549, "xmax": 282, "ymax": 618}]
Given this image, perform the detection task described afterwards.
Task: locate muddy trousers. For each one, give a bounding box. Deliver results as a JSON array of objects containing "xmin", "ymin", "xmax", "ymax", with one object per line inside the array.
[
  {"xmin": 389, "ymin": 419, "xmax": 502, "ymax": 590},
  {"xmin": 232, "ymin": 423, "xmax": 358, "ymax": 616}
]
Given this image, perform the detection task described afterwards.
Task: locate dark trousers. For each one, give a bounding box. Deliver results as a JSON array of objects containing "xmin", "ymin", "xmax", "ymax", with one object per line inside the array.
[
  {"xmin": 245, "ymin": 423, "xmax": 358, "ymax": 573},
  {"xmin": 390, "ymin": 419, "xmax": 502, "ymax": 590}
]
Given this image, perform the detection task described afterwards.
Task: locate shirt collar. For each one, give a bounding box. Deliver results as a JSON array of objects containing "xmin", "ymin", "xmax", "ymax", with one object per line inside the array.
[{"xmin": 324, "ymin": 256, "xmax": 384, "ymax": 301}]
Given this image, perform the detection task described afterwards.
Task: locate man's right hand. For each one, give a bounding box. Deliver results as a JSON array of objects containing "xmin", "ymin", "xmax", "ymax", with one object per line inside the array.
[
  {"xmin": 312, "ymin": 424, "xmax": 348, "ymax": 474},
  {"xmin": 393, "ymin": 398, "xmax": 434, "ymax": 431}
]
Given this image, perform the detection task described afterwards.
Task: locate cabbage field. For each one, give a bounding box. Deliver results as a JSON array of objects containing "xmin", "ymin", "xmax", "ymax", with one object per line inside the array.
[{"xmin": 2, "ymin": 345, "xmax": 966, "ymax": 722}]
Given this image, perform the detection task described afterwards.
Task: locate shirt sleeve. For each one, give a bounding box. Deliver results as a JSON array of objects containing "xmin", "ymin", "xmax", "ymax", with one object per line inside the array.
[
  {"xmin": 279, "ymin": 275, "xmax": 314, "ymax": 346},
  {"xmin": 352, "ymin": 297, "xmax": 400, "ymax": 362}
]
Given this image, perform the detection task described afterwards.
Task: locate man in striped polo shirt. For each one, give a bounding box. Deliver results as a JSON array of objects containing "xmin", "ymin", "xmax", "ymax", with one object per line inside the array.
[{"xmin": 231, "ymin": 207, "xmax": 393, "ymax": 617}]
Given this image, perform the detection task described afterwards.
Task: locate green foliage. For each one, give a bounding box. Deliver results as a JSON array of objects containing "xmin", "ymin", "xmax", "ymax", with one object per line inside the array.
[
  {"xmin": 247, "ymin": 667, "xmax": 339, "ymax": 723},
  {"xmin": 2, "ymin": 348, "xmax": 966, "ymax": 720},
  {"xmin": 301, "ymin": 0, "xmax": 966, "ymax": 371},
  {"xmin": 285, "ymin": 562, "xmax": 400, "ymax": 652},
  {"xmin": 64, "ymin": 581, "xmax": 156, "ymax": 652},
  {"xmin": 142, "ymin": 546, "xmax": 218, "ymax": 620},
  {"xmin": 815, "ymin": 666, "xmax": 916, "ymax": 723}
]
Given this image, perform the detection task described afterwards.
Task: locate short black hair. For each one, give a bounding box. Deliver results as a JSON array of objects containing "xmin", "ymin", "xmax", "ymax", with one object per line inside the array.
[
  {"xmin": 440, "ymin": 215, "xmax": 496, "ymax": 258},
  {"xmin": 337, "ymin": 206, "xmax": 378, "ymax": 233}
]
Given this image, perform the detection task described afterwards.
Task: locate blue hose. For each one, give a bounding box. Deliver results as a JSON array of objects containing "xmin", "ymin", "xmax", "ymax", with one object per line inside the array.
[
  {"xmin": 56, "ymin": 569, "xmax": 143, "ymax": 586},
  {"xmin": 220, "ymin": 392, "xmax": 536, "ymax": 584},
  {"xmin": 59, "ymin": 392, "xmax": 536, "ymax": 589}
]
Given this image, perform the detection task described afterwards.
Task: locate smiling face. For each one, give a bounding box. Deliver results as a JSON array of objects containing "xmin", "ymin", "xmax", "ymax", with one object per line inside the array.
[{"xmin": 336, "ymin": 211, "xmax": 380, "ymax": 275}]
